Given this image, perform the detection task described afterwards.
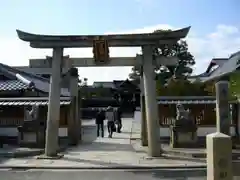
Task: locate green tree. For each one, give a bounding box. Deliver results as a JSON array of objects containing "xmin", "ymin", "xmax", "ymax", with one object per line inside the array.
[
  {"xmin": 229, "ymin": 72, "xmax": 240, "ymax": 97},
  {"xmin": 128, "ymin": 66, "xmax": 141, "ymax": 85},
  {"xmin": 157, "ymin": 78, "xmax": 208, "ymax": 96},
  {"xmin": 203, "ymin": 72, "xmax": 240, "ymax": 98},
  {"xmin": 129, "ymin": 29, "xmax": 195, "ymax": 86}
]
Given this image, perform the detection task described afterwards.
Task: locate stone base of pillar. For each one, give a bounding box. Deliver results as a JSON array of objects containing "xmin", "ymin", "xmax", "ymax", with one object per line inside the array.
[
  {"xmin": 206, "ymin": 132, "xmax": 232, "ymax": 180},
  {"xmin": 37, "ymin": 153, "xmax": 64, "ymax": 160}
]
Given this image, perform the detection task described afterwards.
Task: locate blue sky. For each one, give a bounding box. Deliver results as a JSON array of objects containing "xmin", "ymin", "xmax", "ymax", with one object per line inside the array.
[{"xmin": 0, "ymin": 0, "xmax": 239, "ymax": 84}]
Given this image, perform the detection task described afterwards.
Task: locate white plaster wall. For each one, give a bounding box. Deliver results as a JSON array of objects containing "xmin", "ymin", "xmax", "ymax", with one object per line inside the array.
[{"xmin": 0, "ymin": 128, "xmax": 68, "ymax": 137}]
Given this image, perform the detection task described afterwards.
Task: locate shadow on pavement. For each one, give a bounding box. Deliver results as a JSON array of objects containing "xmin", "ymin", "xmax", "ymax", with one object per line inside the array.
[
  {"xmin": 66, "ymin": 141, "xmax": 134, "ymax": 154},
  {"xmin": 62, "ymin": 156, "xmax": 132, "ymax": 168}
]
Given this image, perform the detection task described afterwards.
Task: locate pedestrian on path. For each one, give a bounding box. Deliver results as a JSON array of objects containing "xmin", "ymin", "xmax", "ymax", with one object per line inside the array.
[
  {"xmin": 114, "ymin": 107, "xmax": 122, "ymax": 133},
  {"xmin": 106, "ymin": 106, "xmax": 116, "ymax": 138},
  {"xmin": 95, "ymin": 109, "xmax": 105, "ymax": 137}
]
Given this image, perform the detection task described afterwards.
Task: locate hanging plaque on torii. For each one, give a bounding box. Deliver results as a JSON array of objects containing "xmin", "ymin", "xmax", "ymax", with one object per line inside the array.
[{"xmin": 93, "ymin": 37, "xmax": 110, "ymax": 65}]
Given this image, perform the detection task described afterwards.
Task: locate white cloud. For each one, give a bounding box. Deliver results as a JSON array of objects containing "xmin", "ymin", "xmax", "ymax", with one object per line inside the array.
[
  {"xmin": 0, "ymin": 24, "xmax": 239, "ymax": 84},
  {"xmin": 187, "ymin": 24, "xmax": 240, "ymax": 74}
]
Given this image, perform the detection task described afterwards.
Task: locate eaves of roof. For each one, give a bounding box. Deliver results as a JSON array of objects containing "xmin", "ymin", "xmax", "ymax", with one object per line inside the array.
[
  {"xmin": 0, "ymin": 97, "xmax": 70, "ymax": 106},
  {"xmin": 0, "ymin": 63, "xmax": 70, "ymax": 96}
]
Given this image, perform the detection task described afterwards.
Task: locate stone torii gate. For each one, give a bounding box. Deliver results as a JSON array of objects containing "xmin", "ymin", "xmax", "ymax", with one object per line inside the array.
[{"xmin": 16, "ymin": 27, "xmax": 190, "ymax": 158}]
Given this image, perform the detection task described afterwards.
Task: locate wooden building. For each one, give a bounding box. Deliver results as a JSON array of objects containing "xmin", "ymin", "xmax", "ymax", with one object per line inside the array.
[
  {"xmin": 0, "ymin": 63, "xmax": 71, "ymax": 142},
  {"xmin": 111, "ymin": 79, "xmax": 140, "ymax": 113},
  {"xmin": 84, "ymin": 79, "xmax": 140, "ymax": 114}
]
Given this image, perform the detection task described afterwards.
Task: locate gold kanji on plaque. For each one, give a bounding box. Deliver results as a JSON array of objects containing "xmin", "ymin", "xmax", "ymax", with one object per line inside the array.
[{"xmin": 93, "ymin": 38, "xmax": 109, "ymax": 64}]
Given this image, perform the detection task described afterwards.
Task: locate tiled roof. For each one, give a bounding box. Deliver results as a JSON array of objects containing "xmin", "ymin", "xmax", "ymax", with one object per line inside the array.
[
  {"xmin": 188, "ymin": 52, "xmax": 240, "ymax": 83},
  {"xmin": 92, "ymin": 82, "xmax": 115, "ymax": 88},
  {"xmin": 188, "ymin": 59, "xmax": 228, "ymax": 83},
  {"xmin": 0, "ymin": 97, "xmax": 70, "ymax": 106},
  {"xmin": 0, "ymin": 80, "xmax": 29, "ymax": 91},
  {"xmin": 203, "ymin": 51, "xmax": 240, "ymax": 82},
  {"xmin": 205, "ymin": 58, "xmax": 228, "ymax": 74},
  {"xmin": 92, "ymin": 79, "xmax": 138, "ymax": 90},
  {"xmin": 0, "ymin": 63, "xmax": 70, "ymax": 96}
]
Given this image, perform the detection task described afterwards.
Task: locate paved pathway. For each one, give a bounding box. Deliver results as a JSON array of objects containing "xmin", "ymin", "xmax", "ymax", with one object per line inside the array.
[
  {"xmin": 0, "ymin": 118, "xmax": 206, "ymax": 169},
  {"xmin": 0, "ymin": 169, "xmax": 218, "ymax": 180}
]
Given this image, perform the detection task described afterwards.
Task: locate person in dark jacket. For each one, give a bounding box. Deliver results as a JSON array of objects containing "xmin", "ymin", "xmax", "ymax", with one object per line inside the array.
[
  {"xmin": 115, "ymin": 107, "xmax": 122, "ymax": 133},
  {"xmin": 95, "ymin": 109, "xmax": 105, "ymax": 137}
]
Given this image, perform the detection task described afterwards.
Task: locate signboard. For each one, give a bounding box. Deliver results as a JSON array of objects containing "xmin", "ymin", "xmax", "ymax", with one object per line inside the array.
[{"xmin": 93, "ymin": 38, "xmax": 110, "ymax": 65}]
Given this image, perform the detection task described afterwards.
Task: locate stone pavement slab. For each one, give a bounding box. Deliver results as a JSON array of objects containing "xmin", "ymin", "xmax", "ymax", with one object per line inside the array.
[
  {"xmin": 0, "ymin": 120, "xmax": 95, "ymax": 158},
  {"xmin": 0, "ymin": 146, "xmax": 44, "ymax": 158},
  {"xmin": 0, "ymin": 118, "xmax": 206, "ymax": 169},
  {"xmin": 0, "ymin": 170, "xmax": 215, "ymax": 180}
]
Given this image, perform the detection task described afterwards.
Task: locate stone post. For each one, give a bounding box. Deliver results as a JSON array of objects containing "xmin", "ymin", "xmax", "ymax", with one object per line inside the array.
[
  {"xmin": 142, "ymin": 45, "xmax": 161, "ymax": 157},
  {"xmin": 206, "ymin": 132, "xmax": 232, "ymax": 180},
  {"xmin": 68, "ymin": 67, "xmax": 80, "ymax": 145},
  {"xmin": 206, "ymin": 80, "xmax": 232, "ymax": 180},
  {"xmin": 140, "ymin": 76, "xmax": 148, "ymax": 146},
  {"xmin": 215, "ymin": 80, "xmax": 230, "ymax": 135},
  {"xmin": 45, "ymin": 47, "xmax": 63, "ymax": 157}
]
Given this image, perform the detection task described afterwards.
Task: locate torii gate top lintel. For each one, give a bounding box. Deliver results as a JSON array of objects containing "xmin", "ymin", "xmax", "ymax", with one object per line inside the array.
[{"xmin": 16, "ymin": 26, "xmax": 191, "ymax": 48}]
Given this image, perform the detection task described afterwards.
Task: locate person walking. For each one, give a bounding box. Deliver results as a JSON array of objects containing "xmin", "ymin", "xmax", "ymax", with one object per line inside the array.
[
  {"xmin": 95, "ymin": 109, "xmax": 105, "ymax": 137},
  {"xmin": 106, "ymin": 106, "xmax": 115, "ymax": 138},
  {"xmin": 115, "ymin": 107, "xmax": 122, "ymax": 133}
]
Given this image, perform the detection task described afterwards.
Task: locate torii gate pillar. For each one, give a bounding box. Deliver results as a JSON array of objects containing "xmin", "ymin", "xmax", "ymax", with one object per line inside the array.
[
  {"xmin": 44, "ymin": 48, "xmax": 63, "ymax": 157},
  {"xmin": 142, "ymin": 46, "xmax": 161, "ymax": 157}
]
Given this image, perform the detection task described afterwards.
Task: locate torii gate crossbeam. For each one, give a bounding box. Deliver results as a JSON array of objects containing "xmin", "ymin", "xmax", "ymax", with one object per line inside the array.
[{"xmin": 27, "ymin": 55, "xmax": 178, "ymax": 68}]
